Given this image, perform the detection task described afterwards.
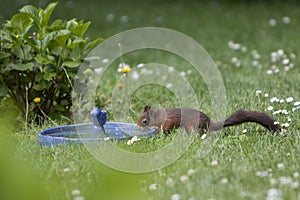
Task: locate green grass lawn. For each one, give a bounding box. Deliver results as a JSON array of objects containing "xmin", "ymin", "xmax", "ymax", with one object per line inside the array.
[{"xmin": 1, "ymin": 0, "xmax": 300, "ymax": 200}]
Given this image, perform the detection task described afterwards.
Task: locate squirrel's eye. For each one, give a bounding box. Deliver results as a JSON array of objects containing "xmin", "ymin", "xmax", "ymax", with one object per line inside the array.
[{"xmin": 142, "ymin": 119, "xmax": 148, "ymax": 125}]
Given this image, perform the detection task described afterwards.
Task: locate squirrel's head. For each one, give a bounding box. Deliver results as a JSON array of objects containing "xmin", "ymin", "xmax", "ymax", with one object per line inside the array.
[
  {"xmin": 137, "ymin": 106, "xmax": 153, "ymax": 131},
  {"xmin": 137, "ymin": 105, "xmax": 166, "ymax": 132}
]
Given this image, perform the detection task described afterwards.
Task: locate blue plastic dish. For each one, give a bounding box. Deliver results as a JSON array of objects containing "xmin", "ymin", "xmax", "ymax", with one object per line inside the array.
[{"xmin": 38, "ymin": 108, "xmax": 158, "ymax": 146}]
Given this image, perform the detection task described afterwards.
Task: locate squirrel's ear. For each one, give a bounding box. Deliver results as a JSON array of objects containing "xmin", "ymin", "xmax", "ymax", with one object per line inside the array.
[{"xmin": 144, "ymin": 105, "xmax": 151, "ymax": 113}]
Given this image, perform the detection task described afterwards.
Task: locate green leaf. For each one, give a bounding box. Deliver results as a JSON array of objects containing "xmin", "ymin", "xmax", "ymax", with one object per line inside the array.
[
  {"xmin": 83, "ymin": 37, "xmax": 103, "ymax": 56},
  {"xmin": 63, "ymin": 60, "xmax": 81, "ymax": 68},
  {"xmin": 53, "ymin": 104, "xmax": 65, "ymax": 111},
  {"xmin": 42, "ymin": 2, "xmax": 59, "ymax": 27},
  {"xmin": 43, "ymin": 72, "xmax": 56, "ymax": 81},
  {"xmin": 66, "ymin": 18, "xmax": 78, "ymax": 29},
  {"xmin": 10, "ymin": 13, "xmax": 33, "ymax": 34},
  {"xmin": 12, "ymin": 45, "xmax": 32, "ymax": 61},
  {"xmin": 42, "ymin": 29, "xmax": 71, "ymax": 50},
  {"xmin": 1, "ymin": 29, "xmax": 13, "ymax": 43},
  {"xmin": 0, "ymin": 84, "xmax": 8, "ymax": 97},
  {"xmin": 44, "ymin": 65, "xmax": 55, "ymax": 73},
  {"xmin": 35, "ymin": 54, "xmax": 56, "ymax": 65},
  {"xmin": 19, "ymin": 4, "xmax": 40, "ymax": 28},
  {"xmin": 19, "ymin": 5, "xmax": 39, "ymax": 19},
  {"xmin": 47, "ymin": 19, "xmax": 64, "ymax": 31},
  {"xmin": 70, "ymin": 21, "xmax": 91, "ymax": 37},
  {"xmin": 68, "ymin": 37, "xmax": 86, "ymax": 50},
  {"xmin": 0, "ymin": 52, "xmax": 10, "ymax": 61},
  {"xmin": 32, "ymin": 84, "xmax": 43, "ymax": 91},
  {"xmin": 4, "ymin": 63, "xmax": 35, "ymax": 71}
]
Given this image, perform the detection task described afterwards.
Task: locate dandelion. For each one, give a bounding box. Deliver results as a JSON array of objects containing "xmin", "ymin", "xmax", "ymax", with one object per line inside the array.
[
  {"xmin": 279, "ymin": 99, "xmax": 284, "ymax": 103},
  {"xmin": 33, "ymin": 97, "xmax": 41, "ymax": 103},
  {"xmin": 166, "ymin": 177, "xmax": 174, "ymax": 186},
  {"xmin": 71, "ymin": 189, "xmax": 81, "ymax": 196},
  {"xmin": 255, "ymin": 90, "xmax": 262, "ymax": 96},
  {"xmin": 168, "ymin": 66, "xmax": 175, "ymax": 73},
  {"xmin": 106, "ymin": 13, "xmax": 115, "ymax": 22},
  {"xmin": 228, "ymin": 41, "xmax": 241, "ymax": 50},
  {"xmin": 74, "ymin": 197, "xmax": 84, "ymax": 200},
  {"xmin": 282, "ymin": 58, "xmax": 290, "ymax": 65},
  {"xmin": 137, "ymin": 63, "xmax": 144, "ymax": 68},
  {"xmin": 269, "ymin": 178, "xmax": 278, "ymax": 185},
  {"xmin": 290, "ymin": 53, "xmax": 296, "ymax": 59},
  {"xmin": 63, "ymin": 168, "xmax": 70, "ymax": 172},
  {"xmin": 180, "ymin": 175, "xmax": 189, "ymax": 183},
  {"xmin": 277, "ymin": 49, "xmax": 284, "ymax": 56},
  {"xmin": 267, "ymin": 106, "xmax": 274, "ymax": 111},
  {"xmin": 211, "ymin": 160, "xmax": 218, "ymax": 166},
  {"xmin": 132, "ymin": 71, "xmax": 139, "ymax": 79},
  {"xmin": 281, "ymin": 123, "xmax": 289, "ymax": 128},
  {"xmin": 277, "ymin": 163, "xmax": 285, "ymax": 170},
  {"xmin": 131, "ymin": 136, "xmax": 140, "ymax": 142},
  {"xmin": 120, "ymin": 15, "xmax": 129, "ymax": 23},
  {"xmin": 187, "ymin": 169, "xmax": 195, "ymax": 176},
  {"xmin": 291, "ymin": 181, "xmax": 299, "ymax": 189},
  {"xmin": 180, "ymin": 71, "xmax": 186, "ymax": 76},
  {"xmin": 279, "ymin": 176, "xmax": 292, "ymax": 185},
  {"xmin": 282, "ymin": 16, "xmax": 291, "ymax": 24},
  {"xmin": 231, "ymin": 57, "xmax": 239, "ymax": 64},
  {"xmin": 267, "ymin": 70, "xmax": 273, "ymax": 75},
  {"xmin": 126, "ymin": 136, "xmax": 140, "ymax": 145},
  {"xmin": 121, "ymin": 66, "xmax": 131, "ymax": 73},
  {"xmin": 269, "ymin": 19, "xmax": 277, "ymax": 27},
  {"xmin": 293, "ymin": 101, "xmax": 300, "ymax": 106},
  {"xmin": 95, "ymin": 67, "xmax": 103, "ymax": 74},
  {"xmin": 256, "ymin": 171, "xmax": 268, "ymax": 177},
  {"xmin": 102, "ymin": 58, "xmax": 109, "ymax": 64},
  {"xmin": 273, "ymin": 110, "xmax": 281, "ymax": 115},
  {"xmin": 267, "ymin": 188, "xmax": 282, "ymax": 200},
  {"xmin": 285, "ymin": 97, "xmax": 293, "ymax": 102},
  {"xmin": 83, "ymin": 68, "xmax": 93, "ymax": 77},
  {"xmin": 270, "ymin": 97, "xmax": 279, "ymax": 103},
  {"xmin": 284, "ymin": 66, "xmax": 290, "ymax": 71},
  {"xmin": 118, "ymin": 63, "xmax": 131, "ymax": 73},
  {"xmin": 187, "ymin": 69, "xmax": 193, "ymax": 75},
  {"xmin": 117, "ymin": 83, "xmax": 124, "ymax": 89},
  {"xmin": 149, "ymin": 183, "xmax": 157, "ymax": 190},
  {"xmin": 252, "ymin": 60, "xmax": 259, "ymax": 67},
  {"xmin": 220, "ymin": 178, "xmax": 228, "ymax": 184},
  {"xmin": 166, "ymin": 83, "xmax": 173, "ymax": 89},
  {"xmin": 171, "ymin": 194, "xmax": 181, "ymax": 200},
  {"xmin": 241, "ymin": 46, "xmax": 247, "ymax": 53},
  {"xmin": 252, "ymin": 50, "xmax": 261, "ymax": 59},
  {"xmin": 126, "ymin": 140, "xmax": 133, "ymax": 145},
  {"xmin": 270, "ymin": 51, "xmax": 279, "ymax": 62}
]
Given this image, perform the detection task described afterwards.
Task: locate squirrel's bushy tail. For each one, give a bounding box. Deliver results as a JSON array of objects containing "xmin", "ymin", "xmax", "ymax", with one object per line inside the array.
[{"xmin": 209, "ymin": 109, "xmax": 281, "ymax": 132}]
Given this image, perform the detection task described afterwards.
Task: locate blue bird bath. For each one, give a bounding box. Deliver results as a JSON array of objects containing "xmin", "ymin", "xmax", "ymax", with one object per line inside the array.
[{"xmin": 38, "ymin": 108, "xmax": 158, "ymax": 146}]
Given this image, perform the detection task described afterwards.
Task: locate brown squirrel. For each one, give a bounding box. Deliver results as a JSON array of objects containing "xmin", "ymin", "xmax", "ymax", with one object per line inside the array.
[{"xmin": 137, "ymin": 106, "xmax": 282, "ymax": 135}]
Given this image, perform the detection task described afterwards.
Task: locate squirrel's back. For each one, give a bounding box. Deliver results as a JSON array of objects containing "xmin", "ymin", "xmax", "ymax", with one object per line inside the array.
[{"xmin": 137, "ymin": 106, "xmax": 282, "ymax": 134}]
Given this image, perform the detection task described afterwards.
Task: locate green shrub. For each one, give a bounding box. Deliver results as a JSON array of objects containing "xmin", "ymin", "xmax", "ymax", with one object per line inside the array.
[{"xmin": 0, "ymin": 2, "xmax": 103, "ymax": 123}]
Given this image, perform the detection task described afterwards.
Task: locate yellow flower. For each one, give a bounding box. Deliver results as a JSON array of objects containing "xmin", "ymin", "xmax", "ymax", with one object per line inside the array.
[
  {"xmin": 127, "ymin": 140, "xmax": 133, "ymax": 145},
  {"xmin": 121, "ymin": 66, "xmax": 131, "ymax": 73},
  {"xmin": 33, "ymin": 97, "xmax": 41, "ymax": 103},
  {"xmin": 117, "ymin": 83, "xmax": 124, "ymax": 89}
]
